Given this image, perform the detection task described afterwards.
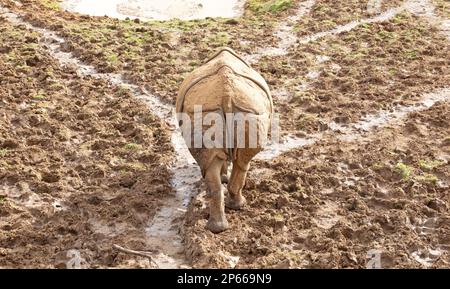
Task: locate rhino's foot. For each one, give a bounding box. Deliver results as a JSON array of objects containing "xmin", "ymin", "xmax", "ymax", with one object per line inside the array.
[
  {"xmin": 221, "ymin": 174, "xmax": 229, "ymax": 184},
  {"xmin": 226, "ymin": 196, "xmax": 246, "ymax": 210},
  {"xmin": 206, "ymin": 219, "xmax": 229, "ymax": 233}
]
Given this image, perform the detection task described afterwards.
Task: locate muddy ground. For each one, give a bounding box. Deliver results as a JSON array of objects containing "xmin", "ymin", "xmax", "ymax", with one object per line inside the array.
[
  {"xmin": 265, "ymin": 11, "xmax": 449, "ymax": 134},
  {"xmin": 0, "ymin": 0, "xmax": 449, "ymax": 268},
  {"xmin": 293, "ymin": 0, "xmax": 405, "ymax": 36},
  {"xmin": 0, "ymin": 17, "xmax": 173, "ymax": 268},
  {"xmin": 185, "ymin": 99, "xmax": 450, "ymax": 268}
]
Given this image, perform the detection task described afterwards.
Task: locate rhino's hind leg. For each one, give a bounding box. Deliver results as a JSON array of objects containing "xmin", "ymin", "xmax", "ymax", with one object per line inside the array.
[
  {"xmin": 226, "ymin": 148, "xmax": 259, "ymax": 210},
  {"xmin": 226, "ymin": 165, "xmax": 247, "ymax": 210},
  {"xmin": 205, "ymin": 157, "xmax": 229, "ymax": 233}
]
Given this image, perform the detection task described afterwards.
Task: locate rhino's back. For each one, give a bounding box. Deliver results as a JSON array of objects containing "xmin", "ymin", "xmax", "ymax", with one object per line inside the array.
[{"xmin": 176, "ymin": 48, "xmax": 272, "ymax": 115}]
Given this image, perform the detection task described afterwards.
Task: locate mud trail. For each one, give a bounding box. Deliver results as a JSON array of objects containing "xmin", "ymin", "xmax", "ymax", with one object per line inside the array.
[
  {"xmin": 245, "ymin": 0, "xmax": 316, "ymax": 63},
  {"xmin": 258, "ymin": 87, "xmax": 450, "ymax": 160},
  {"xmin": 0, "ymin": 15, "xmax": 174, "ymax": 268}
]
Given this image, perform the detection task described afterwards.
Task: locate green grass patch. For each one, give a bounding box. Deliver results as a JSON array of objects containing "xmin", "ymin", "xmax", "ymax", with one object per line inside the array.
[
  {"xmin": 414, "ymin": 173, "xmax": 439, "ymax": 184},
  {"xmin": 106, "ymin": 53, "xmax": 119, "ymax": 64},
  {"xmin": 124, "ymin": 143, "xmax": 141, "ymax": 150},
  {"xmin": 419, "ymin": 159, "xmax": 445, "ymax": 171},
  {"xmin": 208, "ymin": 32, "xmax": 231, "ymax": 46},
  {"xmin": 33, "ymin": 91, "xmax": 46, "ymax": 100},
  {"xmin": 395, "ymin": 162, "xmax": 412, "ymax": 180},
  {"xmin": 41, "ymin": 0, "xmax": 61, "ymax": 10},
  {"xmin": 0, "ymin": 149, "xmax": 8, "ymax": 157},
  {"xmin": 248, "ymin": 0, "xmax": 294, "ymax": 14}
]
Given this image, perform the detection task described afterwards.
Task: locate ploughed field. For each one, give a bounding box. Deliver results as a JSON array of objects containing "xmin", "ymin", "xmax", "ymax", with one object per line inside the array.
[{"xmin": 0, "ymin": 0, "xmax": 449, "ymax": 268}]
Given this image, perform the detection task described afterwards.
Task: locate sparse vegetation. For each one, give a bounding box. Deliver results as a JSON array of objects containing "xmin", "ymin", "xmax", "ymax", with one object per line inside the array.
[
  {"xmin": 0, "ymin": 149, "xmax": 8, "ymax": 157},
  {"xmin": 419, "ymin": 159, "xmax": 445, "ymax": 171},
  {"xmin": 106, "ymin": 53, "xmax": 119, "ymax": 64},
  {"xmin": 41, "ymin": 0, "xmax": 61, "ymax": 10},
  {"xmin": 248, "ymin": 0, "xmax": 294, "ymax": 14},
  {"xmin": 124, "ymin": 143, "xmax": 141, "ymax": 150},
  {"xmin": 414, "ymin": 173, "xmax": 439, "ymax": 184},
  {"xmin": 395, "ymin": 162, "xmax": 412, "ymax": 180},
  {"xmin": 208, "ymin": 32, "xmax": 231, "ymax": 46},
  {"xmin": 33, "ymin": 91, "xmax": 46, "ymax": 100}
]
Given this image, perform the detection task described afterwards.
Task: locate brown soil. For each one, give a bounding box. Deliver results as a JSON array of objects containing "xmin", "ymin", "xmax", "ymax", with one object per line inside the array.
[
  {"xmin": 2, "ymin": 0, "xmax": 304, "ymax": 104},
  {"xmin": 6, "ymin": 1, "xmax": 447, "ymax": 137},
  {"xmin": 432, "ymin": 0, "xmax": 449, "ymax": 18},
  {"xmin": 1, "ymin": 0, "xmax": 448, "ymax": 269},
  {"xmin": 184, "ymin": 100, "xmax": 450, "ymax": 268},
  {"xmin": 0, "ymin": 18, "xmax": 173, "ymax": 268},
  {"xmin": 255, "ymin": 12, "xmax": 449, "ymax": 134},
  {"xmin": 294, "ymin": 0, "xmax": 406, "ymax": 36}
]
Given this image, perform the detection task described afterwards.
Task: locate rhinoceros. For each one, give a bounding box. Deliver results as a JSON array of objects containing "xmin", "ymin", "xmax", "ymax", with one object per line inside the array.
[{"xmin": 176, "ymin": 47, "xmax": 273, "ymax": 233}]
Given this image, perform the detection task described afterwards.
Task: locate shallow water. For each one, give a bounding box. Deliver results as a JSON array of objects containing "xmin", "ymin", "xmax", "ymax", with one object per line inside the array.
[{"xmin": 61, "ymin": 0, "xmax": 245, "ymax": 21}]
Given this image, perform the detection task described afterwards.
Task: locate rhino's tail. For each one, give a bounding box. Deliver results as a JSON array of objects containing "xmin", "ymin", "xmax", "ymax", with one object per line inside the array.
[{"xmin": 219, "ymin": 66, "xmax": 235, "ymax": 161}]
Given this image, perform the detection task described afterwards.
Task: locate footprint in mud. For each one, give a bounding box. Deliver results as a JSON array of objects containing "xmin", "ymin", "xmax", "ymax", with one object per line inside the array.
[{"xmin": 312, "ymin": 200, "xmax": 343, "ymax": 230}]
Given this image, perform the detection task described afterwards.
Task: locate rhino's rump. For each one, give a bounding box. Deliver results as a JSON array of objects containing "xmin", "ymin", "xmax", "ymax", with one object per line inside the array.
[
  {"xmin": 181, "ymin": 65, "xmax": 271, "ymax": 148},
  {"xmin": 176, "ymin": 48, "xmax": 273, "ymax": 115},
  {"xmin": 181, "ymin": 66, "xmax": 271, "ymax": 115},
  {"xmin": 175, "ymin": 49, "xmax": 273, "ymax": 175}
]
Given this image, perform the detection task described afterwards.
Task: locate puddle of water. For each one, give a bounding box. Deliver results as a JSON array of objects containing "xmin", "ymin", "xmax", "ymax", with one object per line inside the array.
[
  {"xmin": 367, "ymin": 0, "xmax": 382, "ymax": 14},
  {"xmin": 409, "ymin": 216, "xmax": 440, "ymax": 235},
  {"xmin": 306, "ymin": 70, "xmax": 320, "ymax": 79},
  {"xmin": 90, "ymin": 219, "xmax": 130, "ymax": 237},
  {"xmin": 61, "ymin": 0, "xmax": 246, "ymax": 21},
  {"xmin": 406, "ymin": 0, "xmax": 436, "ymax": 18},
  {"xmin": 218, "ymin": 251, "xmax": 240, "ymax": 268},
  {"xmin": 297, "ymin": 82, "xmax": 311, "ymax": 92},
  {"xmin": 145, "ymin": 130, "xmax": 201, "ymax": 268},
  {"xmin": 330, "ymin": 63, "xmax": 342, "ymax": 73},
  {"xmin": 336, "ymin": 162, "xmax": 361, "ymax": 186},
  {"xmin": 315, "ymin": 55, "xmax": 330, "ymax": 63},
  {"xmin": 52, "ymin": 199, "xmax": 66, "ymax": 211},
  {"xmin": 272, "ymin": 87, "xmax": 292, "ymax": 102},
  {"xmin": 0, "ymin": 183, "xmax": 66, "ymax": 213}
]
